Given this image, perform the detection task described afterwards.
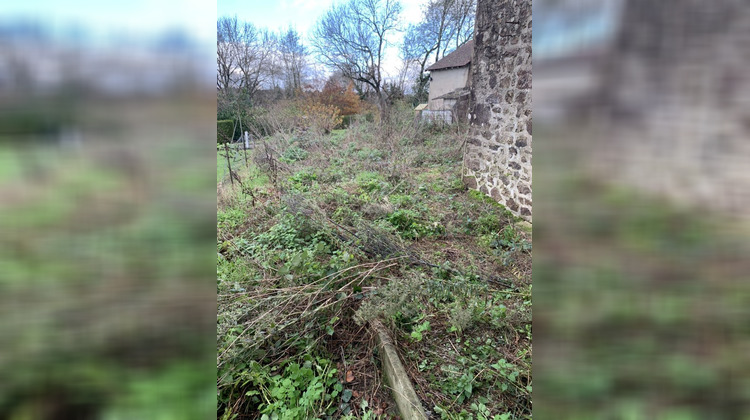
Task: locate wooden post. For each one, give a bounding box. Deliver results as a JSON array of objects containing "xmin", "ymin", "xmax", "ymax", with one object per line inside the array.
[
  {"xmin": 243, "ymin": 131, "xmax": 249, "ymax": 168},
  {"xmin": 371, "ymin": 320, "xmax": 428, "ymax": 420},
  {"xmin": 224, "ymin": 142, "xmax": 233, "ymax": 186}
]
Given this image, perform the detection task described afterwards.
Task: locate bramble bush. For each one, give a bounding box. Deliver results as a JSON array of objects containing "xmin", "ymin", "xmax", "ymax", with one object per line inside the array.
[{"xmin": 256, "ymin": 95, "xmax": 342, "ymax": 137}]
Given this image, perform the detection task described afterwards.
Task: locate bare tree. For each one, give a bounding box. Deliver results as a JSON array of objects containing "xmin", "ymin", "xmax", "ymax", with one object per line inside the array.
[
  {"xmin": 311, "ymin": 0, "xmax": 402, "ymax": 118},
  {"xmin": 430, "ymin": 0, "xmax": 457, "ymax": 63},
  {"xmin": 419, "ymin": 0, "xmax": 476, "ymax": 62},
  {"xmin": 217, "ymin": 16, "xmax": 239, "ymax": 97},
  {"xmin": 235, "ymin": 23, "xmax": 275, "ymax": 102},
  {"xmin": 278, "ymin": 27, "xmax": 307, "ymax": 96},
  {"xmin": 402, "ymin": 0, "xmax": 476, "ymax": 103},
  {"xmin": 449, "ymin": 0, "xmax": 476, "ymax": 49},
  {"xmin": 391, "ymin": 51, "xmax": 414, "ymax": 97},
  {"xmin": 402, "ymin": 26, "xmax": 438, "ymax": 103},
  {"xmin": 217, "ymin": 17, "xmax": 277, "ymax": 107}
]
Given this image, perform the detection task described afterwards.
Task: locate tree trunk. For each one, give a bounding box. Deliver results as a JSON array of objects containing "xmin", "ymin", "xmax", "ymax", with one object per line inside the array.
[{"xmin": 377, "ymin": 92, "xmax": 389, "ymax": 122}]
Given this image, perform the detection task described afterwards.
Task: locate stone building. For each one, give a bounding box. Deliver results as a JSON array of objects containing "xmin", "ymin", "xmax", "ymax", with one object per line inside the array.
[
  {"xmin": 596, "ymin": 0, "xmax": 750, "ymax": 216},
  {"xmin": 423, "ymin": 40, "xmax": 474, "ymax": 123},
  {"xmin": 426, "ymin": 40, "xmax": 474, "ymax": 108},
  {"xmin": 463, "ymin": 0, "xmax": 532, "ymax": 221}
]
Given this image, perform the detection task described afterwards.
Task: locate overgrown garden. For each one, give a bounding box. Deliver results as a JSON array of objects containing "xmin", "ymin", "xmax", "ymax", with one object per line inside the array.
[{"xmin": 217, "ymin": 103, "xmax": 532, "ymax": 419}]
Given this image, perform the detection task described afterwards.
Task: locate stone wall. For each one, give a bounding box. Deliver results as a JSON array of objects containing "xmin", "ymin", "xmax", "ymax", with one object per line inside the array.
[
  {"xmin": 463, "ymin": 0, "xmax": 532, "ymax": 221},
  {"xmin": 596, "ymin": 0, "xmax": 750, "ymax": 216}
]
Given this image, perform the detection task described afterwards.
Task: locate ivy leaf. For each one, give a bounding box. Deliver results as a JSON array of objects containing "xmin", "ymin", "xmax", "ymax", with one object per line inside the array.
[
  {"xmin": 464, "ymin": 382, "xmax": 472, "ymax": 397},
  {"xmin": 341, "ymin": 389, "xmax": 353, "ymax": 402}
]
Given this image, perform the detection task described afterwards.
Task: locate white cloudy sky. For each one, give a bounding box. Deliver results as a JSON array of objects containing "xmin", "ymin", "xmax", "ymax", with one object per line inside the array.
[
  {"xmin": 217, "ymin": 0, "xmax": 430, "ymax": 78},
  {"xmin": 0, "ymin": 0, "xmax": 216, "ymax": 47},
  {"xmin": 218, "ymin": 0, "xmax": 425, "ymax": 36},
  {"xmin": 0, "ymin": 0, "xmax": 431, "ymax": 82}
]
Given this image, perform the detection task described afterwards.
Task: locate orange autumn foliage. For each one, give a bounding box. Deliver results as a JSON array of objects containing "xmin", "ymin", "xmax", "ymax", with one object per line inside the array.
[{"xmin": 316, "ymin": 79, "xmax": 362, "ymax": 117}]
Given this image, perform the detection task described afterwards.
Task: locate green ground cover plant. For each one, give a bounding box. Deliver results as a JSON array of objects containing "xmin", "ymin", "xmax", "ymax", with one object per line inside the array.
[
  {"xmin": 532, "ymin": 125, "xmax": 750, "ymax": 419},
  {"xmin": 217, "ymin": 103, "xmax": 532, "ymax": 419},
  {"xmin": 1, "ymin": 101, "xmax": 214, "ymax": 419}
]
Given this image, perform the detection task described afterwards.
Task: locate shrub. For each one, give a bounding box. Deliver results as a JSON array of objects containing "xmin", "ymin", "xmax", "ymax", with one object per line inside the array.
[
  {"xmin": 217, "ymin": 120, "xmax": 235, "ymax": 144},
  {"xmin": 256, "ymin": 97, "xmax": 342, "ymax": 136},
  {"xmin": 389, "ymin": 194, "xmax": 413, "ymax": 208},
  {"xmin": 317, "ymin": 79, "xmax": 362, "ymax": 118},
  {"xmin": 296, "ymin": 98, "xmax": 342, "ymax": 135},
  {"xmin": 340, "ymin": 114, "xmax": 355, "ymax": 129},
  {"xmin": 355, "ymin": 148, "xmax": 385, "ymax": 162},
  {"xmin": 242, "ymin": 107, "xmax": 271, "ymax": 138}
]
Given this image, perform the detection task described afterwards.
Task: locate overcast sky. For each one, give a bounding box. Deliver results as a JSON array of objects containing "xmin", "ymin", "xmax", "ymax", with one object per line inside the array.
[
  {"xmin": 0, "ymin": 0, "xmax": 216, "ymax": 48},
  {"xmin": 217, "ymin": 0, "xmax": 430, "ymax": 79}
]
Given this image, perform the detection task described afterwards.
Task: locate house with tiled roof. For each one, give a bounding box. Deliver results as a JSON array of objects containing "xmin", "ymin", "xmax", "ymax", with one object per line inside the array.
[{"xmin": 419, "ymin": 40, "xmax": 474, "ymax": 123}]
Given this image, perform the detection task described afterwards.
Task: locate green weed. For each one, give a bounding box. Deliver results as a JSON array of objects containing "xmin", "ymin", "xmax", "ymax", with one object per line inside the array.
[
  {"xmin": 356, "ymin": 147, "xmax": 386, "ymax": 162},
  {"xmin": 410, "ymin": 320, "xmax": 431, "ymax": 342},
  {"xmin": 218, "ymin": 208, "xmax": 246, "ymax": 232},
  {"xmin": 467, "ymin": 190, "xmax": 517, "ymax": 220},
  {"xmin": 280, "ymin": 145, "xmax": 309, "ymax": 163},
  {"xmin": 287, "ymin": 170, "xmax": 318, "ymax": 192},
  {"xmin": 221, "ymin": 357, "xmax": 341, "ymax": 419},
  {"xmin": 386, "ymin": 209, "xmax": 444, "ymax": 240},
  {"xmin": 355, "ymin": 171, "xmax": 388, "ymax": 194},
  {"xmin": 483, "ymin": 225, "xmax": 531, "ymax": 265}
]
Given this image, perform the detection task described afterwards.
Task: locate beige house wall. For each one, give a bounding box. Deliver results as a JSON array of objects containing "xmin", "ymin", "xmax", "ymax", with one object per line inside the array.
[{"xmin": 427, "ymin": 66, "xmax": 471, "ymax": 110}]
